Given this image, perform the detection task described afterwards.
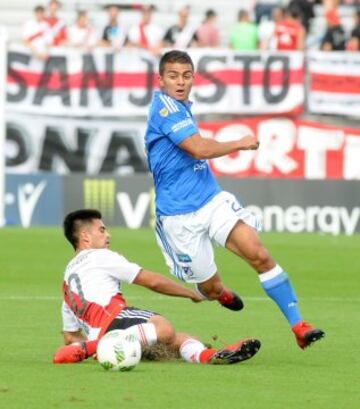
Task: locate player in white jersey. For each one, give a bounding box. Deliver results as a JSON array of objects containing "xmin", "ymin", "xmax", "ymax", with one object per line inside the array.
[
  {"xmin": 144, "ymin": 50, "xmax": 324, "ymax": 349},
  {"xmin": 53, "ymin": 209, "xmax": 261, "ymax": 365}
]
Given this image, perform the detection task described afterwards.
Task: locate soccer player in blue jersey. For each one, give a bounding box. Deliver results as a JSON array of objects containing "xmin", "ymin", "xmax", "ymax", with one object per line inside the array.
[{"xmin": 145, "ymin": 50, "xmax": 325, "ymax": 349}]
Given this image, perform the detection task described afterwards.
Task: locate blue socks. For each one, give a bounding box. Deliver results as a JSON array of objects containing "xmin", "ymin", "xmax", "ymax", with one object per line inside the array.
[{"xmin": 260, "ymin": 265, "xmax": 302, "ymax": 327}]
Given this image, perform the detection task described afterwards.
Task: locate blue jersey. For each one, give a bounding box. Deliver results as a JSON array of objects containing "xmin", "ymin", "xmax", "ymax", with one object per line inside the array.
[{"xmin": 145, "ymin": 90, "xmax": 221, "ymax": 216}]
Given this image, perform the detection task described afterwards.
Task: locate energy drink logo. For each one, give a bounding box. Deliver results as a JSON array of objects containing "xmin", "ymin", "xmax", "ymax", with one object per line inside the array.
[{"xmin": 83, "ymin": 179, "xmax": 115, "ymax": 220}]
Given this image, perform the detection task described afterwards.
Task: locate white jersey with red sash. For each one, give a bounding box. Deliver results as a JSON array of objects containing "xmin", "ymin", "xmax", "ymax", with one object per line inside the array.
[{"xmin": 62, "ymin": 248, "xmax": 141, "ymax": 340}]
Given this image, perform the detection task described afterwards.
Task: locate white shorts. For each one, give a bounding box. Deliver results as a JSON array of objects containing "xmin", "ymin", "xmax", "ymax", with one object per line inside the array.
[{"xmin": 155, "ymin": 191, "xmax": 262, "ymax": 284}]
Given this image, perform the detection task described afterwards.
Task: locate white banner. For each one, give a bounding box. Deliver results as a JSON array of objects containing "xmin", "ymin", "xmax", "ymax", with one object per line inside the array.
[
  {"xmin": 307, "ymin": 51, "xmax": 360, "ymax": 117},
  {"xmin": 6, "ymin": 113, "xmax": 360, "ymax": 180},
  {"xmin": 6, "ymin": 46, "xmax": 304, "ymax": 116}
]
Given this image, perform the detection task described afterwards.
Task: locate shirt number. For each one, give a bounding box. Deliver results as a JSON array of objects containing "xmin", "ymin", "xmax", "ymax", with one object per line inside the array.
[{"xmin": 66, "ymin": 273, "xmax": 88, "ymax": 316}]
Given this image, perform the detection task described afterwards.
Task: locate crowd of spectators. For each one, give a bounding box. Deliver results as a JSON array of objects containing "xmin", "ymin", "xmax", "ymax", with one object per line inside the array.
[{"xmin": 22, "ymin": 0, "xmax": 360, "ymax": 59}]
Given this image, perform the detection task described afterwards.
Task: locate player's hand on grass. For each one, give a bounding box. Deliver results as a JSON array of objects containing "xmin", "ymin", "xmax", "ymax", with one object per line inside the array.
[{"xmin": 190, "ymin": 292, "xmax": 204, "ymax": 303}]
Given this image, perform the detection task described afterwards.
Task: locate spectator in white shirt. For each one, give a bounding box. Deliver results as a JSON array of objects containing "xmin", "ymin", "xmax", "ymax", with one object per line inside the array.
[
  {"xmin": 67, "ymin": 11, "xmax": 98, "ymax": 49},
  {"xmin": 163, "ymin": 4, "xmax": 198, "ymax": 49},
  {"xmin": 23, "ymin": 5, "xmax": 53, "ymax": 60},
  {"xmin": 99, "ymin": 4, "xmax": 128, "ymax": 50},
  {"xmin": 45, "ymin": 0, "xmax": 67, "ymax": 46},
  {"xmin": 127, "ymin": 5, "xmax": 164, "ymax": 55}
]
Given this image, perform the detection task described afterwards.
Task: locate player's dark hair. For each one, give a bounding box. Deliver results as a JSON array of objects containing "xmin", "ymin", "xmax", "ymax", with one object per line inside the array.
[
  {"xmin": 63, "ymin": 209, "xmax": 102, "ymax": 250},
  {"xmin": 159, "ymin": 50, "xmax": 194, "ymax": 75}
]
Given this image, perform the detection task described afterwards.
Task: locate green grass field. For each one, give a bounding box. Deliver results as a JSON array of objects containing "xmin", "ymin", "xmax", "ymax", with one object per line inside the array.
[{"xmin": 0, "ymin": 228, "xmax": 359, "ymax": 409}]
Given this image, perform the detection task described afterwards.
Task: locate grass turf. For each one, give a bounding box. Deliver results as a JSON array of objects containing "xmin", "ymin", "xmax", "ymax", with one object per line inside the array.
[{"xmin": 0, "ymin": 228, "xmax": 359, "ymax": 409}]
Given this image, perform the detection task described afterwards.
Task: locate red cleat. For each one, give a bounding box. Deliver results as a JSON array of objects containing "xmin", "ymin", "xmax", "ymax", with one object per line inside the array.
[
  {"xmin": 292, "ymin": 321, "xmax": 325, "ymax": 349},
  {"xmin": 218, "ymin": 289, "xmax": 244, "ymax": 311},
  {"xmin": 210, "ymin": 338, "xmax": 261, "ymax": 364},
  {"xmin": 53, "ymin": 343, "xmax": 87, "ymax": 364}
]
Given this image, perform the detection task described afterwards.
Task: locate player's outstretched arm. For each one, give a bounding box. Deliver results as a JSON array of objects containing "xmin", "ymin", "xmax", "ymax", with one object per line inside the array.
[
  {"xmin": 133, "ymin": 269, "xmax": 202, "ymax": 302},
  {"xmin": 179, "ymin": 133, "xmax": 259, "ymax": 160}
]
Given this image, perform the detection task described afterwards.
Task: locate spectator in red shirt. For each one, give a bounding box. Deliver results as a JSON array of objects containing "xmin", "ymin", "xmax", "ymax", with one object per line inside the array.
[
  {"xmin": 274, "ymin": 7, "xmax": 305, "ymax": 50},
  {"xmin": 45, "ymin": 0, "xmax": 67, "ymax": 46},
  {"xmin": 196, "ymin": 9, "xmax": 220, "ymax": 47}
]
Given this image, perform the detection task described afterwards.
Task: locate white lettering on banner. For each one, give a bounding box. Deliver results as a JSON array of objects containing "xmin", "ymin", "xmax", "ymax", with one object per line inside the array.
[
  {"xmin": 343, "ymin": 136, "xmax": 360, "ymax": 179},
  {"xmin": 211, "ymin": 124, "xmax": 256, "ymax": 174},
  {"xmin": 202, "ymin": 119, "xmax": 360, "ymax": 179},
  {"xmin": 339, "ymin": 208, "xmax": 360, "ymax": 235},
  {"xmin": 116, "ymin": 192, "xmax": 150, "ymax": 229},
  {"xmin": 317, "ymin": 206, "xmax": 341, "ymax": 234},
  {"xmin": 256, "ymin": 118, "xmax": 298, "ymax": 174},
  {"xmin": 297, "ymin": 126, "xmax": 344, "ymax": 179},
  {"xmin": 284, "ymin": 206, "xmax": 306, "ymax": 233},
  {"xmin": 6, "ymin": 113, "xmax": 360, "ymax": 179},
  {"xmin": 18, "ymin": 181, "xmax": 47, "ymax": 228},
  {"xmin": 247, "ymin": 205, "xmax": 360, "ymax": 235}
]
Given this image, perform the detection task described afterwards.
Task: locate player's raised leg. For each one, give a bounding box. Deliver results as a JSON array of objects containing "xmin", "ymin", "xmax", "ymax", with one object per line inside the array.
[
  {"xmin": 225, "ymin": 221, "xmax": 325, "ymax": 349},
  {"xmin": 155, "ymin": 217, "xmax": 243, "ymax": 311}
]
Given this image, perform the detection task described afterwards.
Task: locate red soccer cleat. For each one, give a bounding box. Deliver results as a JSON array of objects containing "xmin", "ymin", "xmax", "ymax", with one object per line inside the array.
[
  {"xmin": 292, "ymin": 321, "xmax": 325, "ymax": 349},
  {"xmin": 53, "ymin": 343, "xmax": 87, "ymax": 364},
  {"xmin": 218, "ymin": 289, "xmax": 244, "ymax": 311},
  {"xmin": 209, "ymin": 338, "xmax": 261, "ymax": 364}
]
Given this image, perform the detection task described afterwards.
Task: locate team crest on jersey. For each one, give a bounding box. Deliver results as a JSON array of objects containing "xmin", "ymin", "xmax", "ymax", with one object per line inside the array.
[
  {"xmin": 177, "ymin": 253, "xmax": 192, "ymax": 263},
  {"xmin": 182, "ymin": 266, "xmax": 194, "ymax": 277},
  {"xmin": 159, "ymin": 107, "xmax": 169, "ymax": 117}
]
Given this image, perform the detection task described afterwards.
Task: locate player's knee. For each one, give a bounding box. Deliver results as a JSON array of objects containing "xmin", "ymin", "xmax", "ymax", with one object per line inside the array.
[
  {"xmin": 159, "ymin": 323, "xmax": 176, "ymax": 344},
  {"xmin": 152, "ymin": 317, "xmax": 176, "ymax": 344}
]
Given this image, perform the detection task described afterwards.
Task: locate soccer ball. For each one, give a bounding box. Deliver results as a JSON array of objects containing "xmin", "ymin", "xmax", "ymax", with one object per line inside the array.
[{"xmin": 97, "ymin": 330, "xmax": 142, "ymax": 371}]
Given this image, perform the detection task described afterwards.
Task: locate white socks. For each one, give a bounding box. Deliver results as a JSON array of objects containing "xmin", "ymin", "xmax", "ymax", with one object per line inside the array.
[
  {"xmin": 259, "ymin": 264, "xmax": 283, "ymax": 283},
  {"xmin": 179, "ymin": 338, "xmax": 206, "ymax": 363},
  {"xmin": 123, "ymin": 323, "xmax": 158, "ymax": 346}
]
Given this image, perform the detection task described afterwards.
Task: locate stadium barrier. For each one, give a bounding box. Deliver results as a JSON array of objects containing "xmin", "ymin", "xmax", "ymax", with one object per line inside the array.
[
  {"xmin": 5, "ymin": 115, "xmax": 360, "ymax": 179},
  {"xmin": 5, "ymin": 173, "xmax": 360, "ymax": 235}
]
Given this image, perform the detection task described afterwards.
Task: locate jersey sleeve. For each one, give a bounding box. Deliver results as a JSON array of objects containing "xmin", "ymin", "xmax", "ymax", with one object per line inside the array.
[
  {"xmin": 62, "ymin": 301, "xmax": 81, "ymax": 332},
  {"xmin": 156, "ymin": 100, "xmax": 198, "ymax": 145},
  {"xmin": 93, "ymin": 249, "xmax": 142, "ymax": 284}
]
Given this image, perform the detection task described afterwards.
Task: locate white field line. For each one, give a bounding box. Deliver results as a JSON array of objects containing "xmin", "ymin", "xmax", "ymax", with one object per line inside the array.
[{"xmin": 0, "ymin": 295, "xmax": 359, "ymax": 302}]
